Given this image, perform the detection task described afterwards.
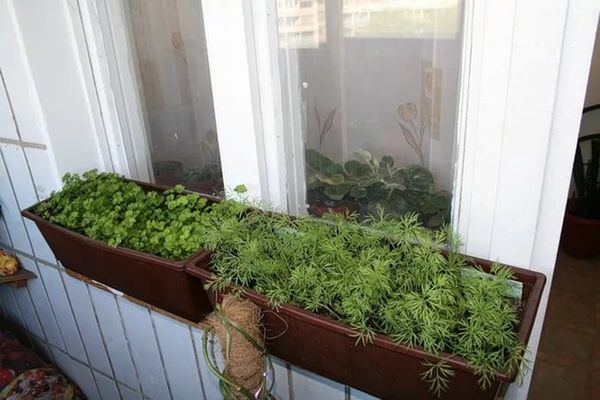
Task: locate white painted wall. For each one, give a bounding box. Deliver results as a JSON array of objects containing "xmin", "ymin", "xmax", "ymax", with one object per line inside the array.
[{"xmin": 1, "ymin": 0, "xmax": 598, "ymax": 400}]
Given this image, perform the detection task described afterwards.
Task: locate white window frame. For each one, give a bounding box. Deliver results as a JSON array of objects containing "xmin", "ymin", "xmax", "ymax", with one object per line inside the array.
[
  {"xmin": 75, "ymin": 0, "xmax": 599, "ymax": 397},
  {"xmin": 77, "ymin": 0, "xmax": 154, "ymax": 182},
  {"xmin": 78, "ymin": 0, "xmax": 292, "ymax": 210}
]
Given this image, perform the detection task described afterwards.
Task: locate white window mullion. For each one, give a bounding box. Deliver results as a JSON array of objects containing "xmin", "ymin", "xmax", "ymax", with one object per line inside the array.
[
  {"xmin": 246, "ymin": 0, "xmax": 295, "ymax": 213},
  {"xmin": 202, "ymin": 0, "xmax": 288, "ymax": 210},
  {"xmin": 452, "ymin": 0, "xmax": 518, "ymax": 258},
  {"xmin": 80, "ymin": 0, "xmax": 153, "ymax": 181}
]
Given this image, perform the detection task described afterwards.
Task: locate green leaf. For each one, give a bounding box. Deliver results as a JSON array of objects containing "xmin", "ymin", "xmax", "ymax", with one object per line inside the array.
[
  {"xmin": 349, "ymin": 186, "xmax": 368, "ymax": 199},
  {"xmin": 324, "ymin": 184, "xmax": 350, "ymax": 201},
  {"xmin": 431, "ymin": 192, "xmax": 451, "ymax": 210},
  {"xmin": 366, "ymin": 183, "xmax": 391, "ymax": 202},
  {"xmin": 401, "ymin": 164, "xmax": 434, "ymax": 192},
  {"xmin": 356, "ymin": 149, "xmax": 376, "ymax": 165},
  {"xmin": 318, "ymin": 173, "xmax": 345, "ymax": 186},
  {"xmin": 344, "ymin": 160, "xmax": 371, "ymax": 179},
  {"xmin": 389, "ymin": 196, "xmax": 410, "ymax": 215},
  {"xmin": 380, "ymin": 155, "xmax": 395, "ymax": 170},
  {"xmin": 405, "ymin": 192, "xmax": 432, "ymax": 210},
  {"xmin": 425, "ymin": 212, "xmax": 446, "ymax": 228},
  {"xmin": 421, "ymin": 360, "xmax": 455, "ymax": 398},
  {"xmin": 382, "ymin": 172, "xmax": 406, "ymax": 191},
  {"xmin": 305, "ymin": 149, "xmax": 343, "ymax": 175},
  {"xmin": 305, "ymin": 169, "xmax": 321, "ymax": 189}
]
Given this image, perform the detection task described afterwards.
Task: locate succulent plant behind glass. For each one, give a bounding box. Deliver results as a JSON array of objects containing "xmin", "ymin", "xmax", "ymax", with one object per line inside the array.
[
  {"xmin": 305, "ymin": 149, "xmax": 451, "ymax": 227},
  {"xmin": 305, "ymin": 149, "xmax": 351, "ymax": 201},
  {"xmin": 353, "ymin": 150, "xmax": 451, "ymax": 227}
]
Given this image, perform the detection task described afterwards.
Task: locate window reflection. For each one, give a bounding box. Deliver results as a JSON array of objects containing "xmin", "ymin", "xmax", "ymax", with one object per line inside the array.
[
  {"xmin": 127, "ymin": 0, "xmax": 223, "ymax": 195},
  {"xmin": 277, "ymin": 0, "xmax": 460, "ymax": 50},
  {"xmin": 277, "ymin": 0, "xmax": 326, "ymax": 48},
  {"xmin": 276, "ymin": 0, "xmax": 463, "ymax": 227},
  {"xmin": 343, "ymin": 0, "xmax": 461, "ymax": 39}
]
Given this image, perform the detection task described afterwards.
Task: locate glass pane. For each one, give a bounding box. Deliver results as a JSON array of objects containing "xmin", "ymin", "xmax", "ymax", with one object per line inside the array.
[
  {"xmin": 127, "ymin": 0, "xmax": 223, "ymax": 195},
  {"xmin": 276, "ymin": 0, "xmax": 463, "ymax": 228}
]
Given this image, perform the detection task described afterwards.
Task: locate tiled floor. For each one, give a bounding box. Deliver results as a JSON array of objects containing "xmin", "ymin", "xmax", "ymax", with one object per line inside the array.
[{"xmin": 528, "ymin": 251, "xmax": 600, "ymax": 400}]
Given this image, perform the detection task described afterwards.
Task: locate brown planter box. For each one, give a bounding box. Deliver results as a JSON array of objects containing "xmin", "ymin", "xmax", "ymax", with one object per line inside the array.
[
  {"xmin": 186, "ymin": 253, "xmax": 545, "ymax": 400},
  {"xmin": 21, "ymin": 180, "xmax": 216, "ymax": 322}
]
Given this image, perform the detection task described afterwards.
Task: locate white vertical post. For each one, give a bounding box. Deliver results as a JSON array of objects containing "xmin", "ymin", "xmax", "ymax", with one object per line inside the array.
[
  {"xmin": 201, "ymin": 0, "xmax": 287, "ymax": 209},
  {"xmin": 454, "ymin": 0, "xmax": 599, "ymax": 399},
  {"xmin": 509, "ymin": 0, "xmax": 599, "ymax": 398},
  {"xmin": 452, "ymin": 0, "xmax": 519, "ymax": 258},
  {"xmin": 93, "ymin": 0, "xmax": 154, "ymax": 181},
  {"xmin": 246, "ymin": 0, "xmax": 291, "ymax": 212}
]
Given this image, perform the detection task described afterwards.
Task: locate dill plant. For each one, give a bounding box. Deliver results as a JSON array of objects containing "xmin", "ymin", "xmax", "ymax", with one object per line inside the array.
[{"xmin": 202, "ymin": 206, "xmax": 527, "ymax": 395}]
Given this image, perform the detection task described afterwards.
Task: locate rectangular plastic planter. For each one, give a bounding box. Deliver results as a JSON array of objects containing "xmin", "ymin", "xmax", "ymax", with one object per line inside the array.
[
  {"xmin": 186, "ymin": 253, "xmax": 545, "ymax": 400},
  {"xmin": 22, "ymin": 180, "xmax": 216, "ymax": 322}
]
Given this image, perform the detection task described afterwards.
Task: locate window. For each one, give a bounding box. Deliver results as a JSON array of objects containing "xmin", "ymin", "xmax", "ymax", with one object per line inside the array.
[
  {"xmin": 276, "ymin": 0, "xmax": 463, "ymax": 227},
  {"xmin": 342, "ymin": 0, "xmax": 461, "ymax": 39},
  {"xmin": 122, "ymin": 0, "xmax": 223, "ymax": 195}
]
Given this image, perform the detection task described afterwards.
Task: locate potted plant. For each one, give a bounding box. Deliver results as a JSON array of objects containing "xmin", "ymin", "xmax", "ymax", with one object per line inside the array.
[
  {"xmin": 561, "ymin": 134, "xmax": 600, "ymax": 258},
  {"xmin": 185, "ymin": 199, "xmax": 546, "ymax": 399},
  {"xmin": 308, "ymin": 148, "xmax": 451, "ymax": 227},
  {"xmin": 305, "ymin": 149, "xmax": 361, "ymax": 217},
  {"xmin": 21, "ymin": 170, "xmax": 215, "ymax": 321},
  {"xmin": 350, "ymin": 150, "xmax": 452, "ymax": 228}
]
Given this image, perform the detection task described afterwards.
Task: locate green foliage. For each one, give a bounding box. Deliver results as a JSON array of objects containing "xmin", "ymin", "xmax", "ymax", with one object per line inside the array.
[
  {"xmin": 306, "ymin": 148, "xmax": 451, "ymax": 227},
  {"xmin": 202, "ymin": 204, "xmax": 526, "ymax": 393},
  {"xmin": 33, "ymin": 170, "xmax": 231, "ymax": 261},
  {"xmin": 420, "ymin": 360, "xmax": 455, "ymax": 398},
  {"xmin": 305, "ymin": 149, "xmax": 348, "ymax": 200}
]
